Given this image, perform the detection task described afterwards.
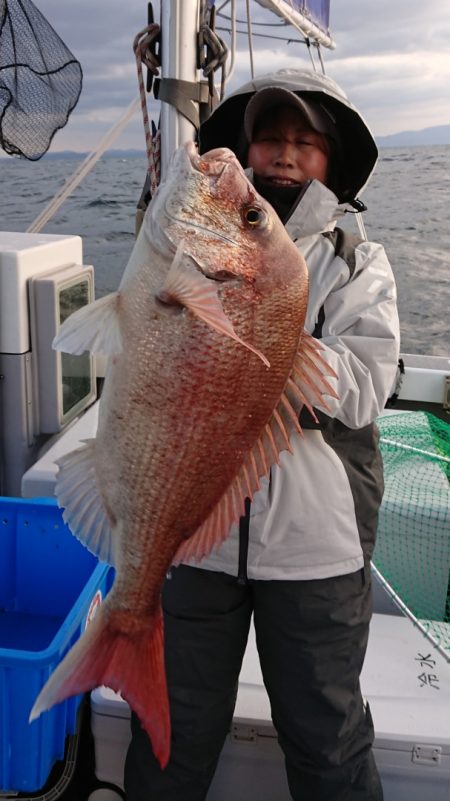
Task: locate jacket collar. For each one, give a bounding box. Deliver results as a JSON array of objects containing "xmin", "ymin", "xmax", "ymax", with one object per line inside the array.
[{"xmin": 285, "ymin": 179, "xmax": 346, "ymax": 240}]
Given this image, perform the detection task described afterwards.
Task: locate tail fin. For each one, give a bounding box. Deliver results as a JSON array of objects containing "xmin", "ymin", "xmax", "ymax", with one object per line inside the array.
[{"xmin": 29, "ymin": 604, "xmax": 170, "ymax": 768}]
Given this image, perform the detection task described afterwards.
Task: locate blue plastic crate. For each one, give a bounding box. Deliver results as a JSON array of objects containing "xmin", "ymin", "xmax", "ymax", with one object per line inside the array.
[{"xmin": 0, "ymin": 496, "xmax": 112, "ymax": 793}]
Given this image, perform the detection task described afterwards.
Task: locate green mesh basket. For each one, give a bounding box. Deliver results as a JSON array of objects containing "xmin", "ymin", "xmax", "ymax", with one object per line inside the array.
[{"xmin": 374, "ymin": 411, "xmax": 450, "ymax": 657}]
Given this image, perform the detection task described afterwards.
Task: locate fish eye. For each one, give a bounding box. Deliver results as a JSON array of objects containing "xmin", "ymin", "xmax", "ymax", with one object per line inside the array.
[{"xmin": 242, "ymin": 205, "xmax": 265, "ymax": 227}]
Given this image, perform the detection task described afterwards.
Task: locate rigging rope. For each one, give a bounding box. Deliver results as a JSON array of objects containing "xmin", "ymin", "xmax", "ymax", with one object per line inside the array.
[
  {"xmin": 245, "ymin": 0, "xmax": 255, "ymax": 79},
  {"xmin": 27, "ymin": 97, "xmax": 140, "ymax": 234},
  {"xmin": 27, "ymin": 22, "xmax": 163, "ymax": 235},
  {"xmin": 222, "ymin": 0, "xmax": 237, "ymax": 82},
  {"xmin": 217, "ymin": 0, "xmax": 327, "ymax": 81},
  {"xmin": 133, "ymin": 23, "xmax": 161, "ymax": 195},
  {"xmin": 27, "ymin": 5, "xmax": 230, "ymax": 235}
]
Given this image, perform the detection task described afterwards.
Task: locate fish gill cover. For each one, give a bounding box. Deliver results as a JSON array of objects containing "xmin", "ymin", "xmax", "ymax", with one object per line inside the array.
[{"xmin": 0, "ymin": 0, "xmax": 82, "ymax": 160}]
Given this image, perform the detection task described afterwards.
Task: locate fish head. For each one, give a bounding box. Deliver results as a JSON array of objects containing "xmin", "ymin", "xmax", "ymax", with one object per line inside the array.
[{"xmin": 145, "ymin": 141, "xmax": 307, "ymax": 295}]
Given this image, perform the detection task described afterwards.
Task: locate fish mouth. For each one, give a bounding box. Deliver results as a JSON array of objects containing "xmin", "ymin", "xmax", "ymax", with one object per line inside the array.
[{"xmin": 179, "ymin": 139, "xmax": 237, "ymax": 179}]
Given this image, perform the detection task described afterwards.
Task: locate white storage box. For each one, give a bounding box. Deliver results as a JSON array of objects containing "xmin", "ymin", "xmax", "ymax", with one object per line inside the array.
[
  {"xmin": 361, "ymin": 615, "xmax": 450, "ymax": 801},
  {"xmin": 90, "ymin": 613, "xmax": 450, "ymax": 800},
  {"xmin": 90, "ymin": 685, "xmax": 131, "ymax": 788}
]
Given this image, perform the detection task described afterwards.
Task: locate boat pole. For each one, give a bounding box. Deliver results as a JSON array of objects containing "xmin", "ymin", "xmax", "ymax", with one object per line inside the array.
[{"xmin": 159, "ymin": 0, "xmax": 202, "ymax": 180}]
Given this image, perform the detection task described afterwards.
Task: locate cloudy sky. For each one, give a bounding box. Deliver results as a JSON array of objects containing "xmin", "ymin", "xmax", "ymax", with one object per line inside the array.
[{"xmin": 10, "ymin": 0, "xmax": 450, "ymax": 152}]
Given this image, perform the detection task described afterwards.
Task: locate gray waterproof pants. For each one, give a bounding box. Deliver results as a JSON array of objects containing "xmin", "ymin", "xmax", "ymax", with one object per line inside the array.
[{"xmin": 124, "ymin": 564, "xmax": 383, "ymax": 801}]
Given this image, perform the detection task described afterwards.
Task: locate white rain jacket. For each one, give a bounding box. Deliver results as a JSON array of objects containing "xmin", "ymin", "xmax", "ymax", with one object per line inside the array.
[{"xmin": 189, "ymin": 69, "xmax": 401, "ymax": 580}]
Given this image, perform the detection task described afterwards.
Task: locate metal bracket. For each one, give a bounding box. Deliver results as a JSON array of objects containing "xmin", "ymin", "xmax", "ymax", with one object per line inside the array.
[
  {"xmin": 412, "ymin": 744, "xmax": 442, "ymax": 765},
  {"xmin": 231, "ymin": 723, "xmax": 257, "ymax": 743}
]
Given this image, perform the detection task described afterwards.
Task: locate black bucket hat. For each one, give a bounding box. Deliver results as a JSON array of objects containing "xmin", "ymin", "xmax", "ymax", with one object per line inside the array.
[
  {"xmin": 199, "ymin": 69, "xmax": 378, "ymax": 204},
  {"xmin": 244, "ymin": 86, "xmax": 339, "ymax": 144}
]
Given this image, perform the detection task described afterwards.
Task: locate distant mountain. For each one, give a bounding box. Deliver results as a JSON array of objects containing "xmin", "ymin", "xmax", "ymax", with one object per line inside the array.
[
  {"xmin": 4, "ymin": 127, "xmax": 449, "ymax": 160},
  {"xmin": 375, "ymin": 124, "xmax": 450, "ymax": 148},
  {"xmin": 46, "ymin": 126, "xmax": 450, "ymax": 157},
  {"xmin": 41, "ymin": 148, "xmax": 146, "ymax": 160}
]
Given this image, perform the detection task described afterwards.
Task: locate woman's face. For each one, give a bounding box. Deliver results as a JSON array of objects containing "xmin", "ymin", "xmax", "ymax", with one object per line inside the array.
[{"xmin": 247, "ymin": 104, "xmax": 330, "ymax": 189}]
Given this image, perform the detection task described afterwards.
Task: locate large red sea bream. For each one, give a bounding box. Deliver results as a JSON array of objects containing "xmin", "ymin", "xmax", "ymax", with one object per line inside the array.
[{"xmin": 30, "ymin": 142, "xmax": 337, "ymax": 767}]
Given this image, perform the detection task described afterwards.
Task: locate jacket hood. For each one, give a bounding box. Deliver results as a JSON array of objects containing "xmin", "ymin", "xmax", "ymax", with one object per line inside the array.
[{"xmin": 199, "ymin": 68, "xmax": 378, "ymax": 204}]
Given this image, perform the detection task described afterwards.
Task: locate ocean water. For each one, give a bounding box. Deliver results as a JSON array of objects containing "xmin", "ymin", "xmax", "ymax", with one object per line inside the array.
[{"xmin": 1, "ymin": 145, "xmax": 449, "ymax": 356}]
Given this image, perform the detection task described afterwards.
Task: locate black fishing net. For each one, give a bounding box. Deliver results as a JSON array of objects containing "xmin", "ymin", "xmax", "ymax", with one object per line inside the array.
[{"xmin": 0, "ymin": 0, "xmax": 82, "ymax": 159}]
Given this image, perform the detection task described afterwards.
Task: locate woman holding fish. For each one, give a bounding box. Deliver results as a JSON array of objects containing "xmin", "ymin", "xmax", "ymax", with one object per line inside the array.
[
  {"xmin": 124, "ymin": 69, "xmax": 400, "ymax": 800},
  {"xmin": 30, "ymin": 67, "xmax": 398, "ymax": 801}
]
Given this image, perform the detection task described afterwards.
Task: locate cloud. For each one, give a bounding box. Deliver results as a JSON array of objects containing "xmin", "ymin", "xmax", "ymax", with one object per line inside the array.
[
  {"xmin": 3, "ymin": 0, "xmax": 450, "ymax": 152},
  {"xmin": 326, "ymin": 49, "xmax": 450, "ymax": 134}
]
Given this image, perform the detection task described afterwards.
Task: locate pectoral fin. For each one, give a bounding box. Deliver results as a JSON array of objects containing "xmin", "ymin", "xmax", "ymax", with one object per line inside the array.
[
  {"xmin": 53, "ymin": 291, "xmax": 122, "ymax": 355},
  {"xmin": 159, "ymin": 242, "xmax": 270, "ymax": 368}
]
